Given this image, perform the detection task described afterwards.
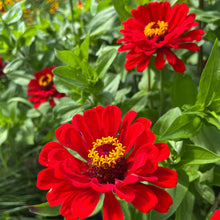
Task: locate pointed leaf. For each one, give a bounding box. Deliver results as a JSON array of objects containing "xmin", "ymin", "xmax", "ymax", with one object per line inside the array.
[
  {"xmin": 171, "ymin": 73, "xmax": 197, "ymax": 108},
  {"xmin": 197, "ymin": 39, "xmax": 220, "ymax": 106},
  {"xmin": 179, "ymin": 144, "xmax": 220, "ymax": 167},
  {"xmin": 94, "ymin": 47, "xmax": 118, "ymax": 79},
  {"xmin": 153, "ymin": 107, "xmax": 182, "ymax": 136},
  {"xmin": 161, "ymin": 114, "xmax": 202, "ymax": 140},
  {"xmin": 28, "ymin": 202, "xmax": 60, "ymax": 217}
]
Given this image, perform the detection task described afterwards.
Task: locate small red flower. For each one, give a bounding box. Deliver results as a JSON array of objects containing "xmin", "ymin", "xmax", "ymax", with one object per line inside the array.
[
  {"xmin": 0, "ymin": 57, "xmax": 6, "ymax": 77},
  {"xmin": 210, "ymin": 209, "xmax": 220, "ymax": 220},
  {"xmin": 27, "ymin": 66, "xmax": 65, "ymax": 108},
  {"xmin": 37, "ymin": 105, "xmax": 178, "ymax": 220},
  {"xmin": 117, "ymin": 2, "xmax": 205, "ymax": 73},
  {"xmin": 77, "ymin": 1, "xmax": 83, "ymax": 9}
]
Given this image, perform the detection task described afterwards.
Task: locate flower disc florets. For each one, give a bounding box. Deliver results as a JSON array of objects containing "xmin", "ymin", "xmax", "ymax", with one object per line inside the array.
[
  {"xmin": 38, "ymin": 73, "xmax": 53, "ymax": 90},
  {"xmin": 144, "ymin": 21, "xmax": 168, "ymax": 40},
  {"xmin": 88, "ymin": 136, "xmax": 127, "ymax": 184}
]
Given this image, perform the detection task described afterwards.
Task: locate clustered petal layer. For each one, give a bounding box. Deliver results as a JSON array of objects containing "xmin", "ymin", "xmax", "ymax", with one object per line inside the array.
[
  {"xmin": 37, "ymin": 105, "xmax": 178, "ymax": 220},
  {"xmin": 27, "ymin": 66, "xmax": 65, "ymax": 108},
  {"xmin": 117, "ymin": 2, "xmax": 205, "ymax": 73}
]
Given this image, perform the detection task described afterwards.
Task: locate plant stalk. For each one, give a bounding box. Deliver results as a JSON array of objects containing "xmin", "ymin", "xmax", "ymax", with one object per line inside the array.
[
  {"xmin": 197, "ymin": 0, "xmax": 204, "ymax": 76},
  {"xmin": 159, "ymin": 69, "xmax": 164, "ymax": 116},
  {"xmin": 147, "ymin": 67, "xmax": 154, "ymax": 109}
]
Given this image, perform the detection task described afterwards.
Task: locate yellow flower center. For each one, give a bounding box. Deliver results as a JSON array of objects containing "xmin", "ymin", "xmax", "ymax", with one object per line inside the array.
[
  {"xmin": 88, "ymin": 136, "xmax": 126, "ymax": 169},
  {"xmin": 144, "ymin": 21, "xmax": 168, "ymax": 39},
  {"xmin": 38, "ymin": 74, "xmax": 53, "ymax": 87}
]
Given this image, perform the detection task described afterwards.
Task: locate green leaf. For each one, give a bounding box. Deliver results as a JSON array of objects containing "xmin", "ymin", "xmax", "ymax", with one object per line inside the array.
[
  {"xmin": 18, "ymin": 27, "xmax": 37, "ymax": 46},
  {"xmin": 152, "ymin": 170, "xmax": 189, "ymax": 220},
  {"xmin": 209, "ymin": 98, "xmax": 220, "ymax": 113},
  {"xmin": 189, "ymin": 8, "xmax": 220, "ymax": 23},
  {"xmin": 175, "ymin": 191, "xmax": 195, "ymax": 220},
  {"xmin": 2, "ymin": 2, "xmax": 23, "ymax": 24},
  {"xmin": 55, "ymin": 50, "xmax": 79, "ymax": 67},
  {"xmin": 179, "ymin": 144, "xmax": 220, "ymax": 167},
  {"xmin": 80, "ymin": 60, "xmax": 98, "ymax": 81},
  {"xmin": 185, "ymin": 169, "xmax": 200, "ymax": 182},
  {"xmin": 119, "ymin": 90, "xmax": 148, "ymax": 113},
  {"xmin": 171, "ymin": 73, "xmax": 197, "ymax": 108},
  {"xmin": 135, "ymin": 0, "xmax": 150, "ymax": 6},
  {"xmin": 195, "ymin": 182, "xmax": 215, "ymax": 205},
  {"xmin": 196, "ymin": 39, "xmax": 220, "ymax": 106},
  {"xmin": 212, "ymin": 168, "xmax": 220, "ymax": 187},
  {"xmin": 114, "ymin": 87, "xmax": 131, "ymax": 104},
  {"xmin": 167, "ymin": 0, "xmax": 187, "ymax": 6},
  {"xmin": 3, "ymin": 59, "xmax": 23, "ymax": 73},
  {"xmin": 153, "ymin": 107, "xmax": 182, "ymax": 136},
  {"xmin": 161, "ymin": 114, "xmax": 202, "ymax": 140},
  {"xmin": 6, "ymin": 71, "xmax": 31, "ymax": 86},
  {"xmin": 112, "ymin": 0, "xmax": 131, "ymax": 21},
  {"xmin": 53, "ymin": 97, "xmax": 86, "ymax": 123},
  {"xmin": 191, "ymin": 124, "xmax": 220, "ymax": 154},
  {"xmin": 26, "ymin": 108, "xmax": 41, "ymax": 118},
  {"xmin": 80, "ymin": 35, "xmax": 90, "ymax": 61},
  {"xmin": 0, "ymin": 127, "xmax": 8, "ymax": 146},
  {"xmin": 199, "ymin": 167, "xmax": 214, "ymax": 184},
  {"xmin": 88, "ymin": 7, "xmax": 119, "ymax": 36},
  {"xmin": 53, "ymin": 66, "xmax": 88, "ymax": 89},
  {"xmin": 94, "ymin": 46, "xmax": 118, "ymax": 79},
  {"xmin": 103, "ymin": 73, "xmax": 121, "ymax": 94},
  {"xmin": 206, "ymin": 114, "xmax": 220, "ymax": 130},
  {"xmin": 28, "ymin": 202, "xmax": 60, "ymax": 217},
  {"xmin": 7, "ymin": 97, "xmax": 32, "ymax": 107}
]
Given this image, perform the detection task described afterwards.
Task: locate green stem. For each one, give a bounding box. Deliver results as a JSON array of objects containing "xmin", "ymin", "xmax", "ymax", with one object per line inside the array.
[
  {"xmin": 159, "ymin": 69, "xmax": 164, "ymax": 116},
  {"xmin": 68, "ymin": 0, "xmax": 75, "ymax": 36},
  {"xmin": 142, "ymin": 211, "xmax": 152, "ymax": 220},
  {"xmin": 197, "ymin": 0, "xmax": 204, "ymax": 76},
  {"xmin": 0, "ymin": 145, "xmax": 8, "ymax": 170},
  {"xmin": 147, "ymin": 67, "xmax": 154, "ymax": 109}
]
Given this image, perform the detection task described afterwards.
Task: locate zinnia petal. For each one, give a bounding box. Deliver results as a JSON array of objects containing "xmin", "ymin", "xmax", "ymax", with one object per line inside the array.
[
  {"xmin": 70, "ymin": 188, "xmax": 100, "ymax": 219},
  {"xmin": 130, "ymin": 183, "xmax": 158, "ymax": 213},
  {"xmin": 103, "ymin": 105, "xmax": 121, "ymax": 137},
  {"xmin": 36, "ymin": 168, "xmax": 60, "ymax": 190},
  {"xmin": 149, "ymin": 167, "xmax": 178, "ymax": 188},
  {"xmin": 103, "ymin": 191, "xmax": 124, "ymax": 220},
  {"xmin": 55, "ymin": 123, "xmax": 89, "ymax": 160},
  {"xmin": 148, "ymin": 185, "xmax": 173, "ymax": 213}
]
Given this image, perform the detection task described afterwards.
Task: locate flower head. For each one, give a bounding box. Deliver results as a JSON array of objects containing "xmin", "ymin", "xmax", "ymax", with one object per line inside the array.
[
  {"xmin": 77, "ymin": 1, "xmax": 83, "ymax": 9},
  {"xmin": 37, "ymin": 105, "xmax": 178, "ymax": 220},
  {"xmin": 117, "ymin": 2, "xmax": 205, "ymax": 73},
  {"xmin": 27, "ymin": 66, "xmax": 65, "ymax": 108},
  {"xmin": 0, "ymin": 57, "xmax": 6, "ymax": 77}
]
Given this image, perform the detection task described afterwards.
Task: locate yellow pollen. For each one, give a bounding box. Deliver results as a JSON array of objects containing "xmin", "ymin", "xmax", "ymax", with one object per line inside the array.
[
  {"xmin": 38, "ymin": 74, "xmax": 53, "ymax": 87},
  {"xmin": 88, "ymin": 136, "xmax": 126, "ymax": 168},
  {"xmin": 144, "ymin": 21, "xmax": 168, "ymax": 39}
]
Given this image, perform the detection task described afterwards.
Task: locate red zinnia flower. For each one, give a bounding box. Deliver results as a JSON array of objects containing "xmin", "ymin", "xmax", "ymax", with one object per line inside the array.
[
  {"xmin": 77, "ymin": 1, "xmax": 83, "ymax": 9},
  {"xmin": 210, "ymin": 209, "xmax": 220, "ymax": 220},
  {"xmin": 27, "ymin": 66, "xmax": 65, "ymax": 108},
  {"xmin": 37, "ymin": 105, "xmax": 178, "ymax": 220},
  {"xmin": 0, "ymin": 57, "xmax": 6, "ymax": 77},
  {"xmin": 117, "ymin": 2, "xmax": 205, "ymax": 73}
]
